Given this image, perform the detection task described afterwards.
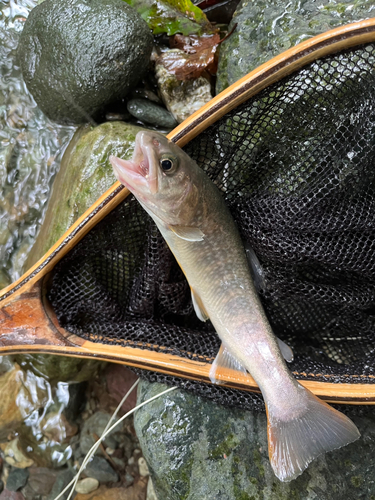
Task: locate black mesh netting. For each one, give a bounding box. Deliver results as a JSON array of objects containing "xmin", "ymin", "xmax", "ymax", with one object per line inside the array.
[{"xmin": 49, "ymin": 43, "xmax": 375, "ymax": 411}]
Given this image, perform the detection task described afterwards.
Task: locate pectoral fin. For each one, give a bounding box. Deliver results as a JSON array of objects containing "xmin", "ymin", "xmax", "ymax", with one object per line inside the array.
[
  {"xmin": 169, "ymin": 225, "xmax": 205, "ymax": 241},
  {"xmin": 277, "ymin": 337, "xmax": 294, "ymax": 362},
  {"xmin": 246, "ymin": 244, "xmax": 266, "ymax": 292},
  {"xmin": 209, "ymin": 344, "xmax": 248, "ymax": 384},
  {"xmin": 191, "ymin": 289, "xmax": 209, "ymax": 322}
]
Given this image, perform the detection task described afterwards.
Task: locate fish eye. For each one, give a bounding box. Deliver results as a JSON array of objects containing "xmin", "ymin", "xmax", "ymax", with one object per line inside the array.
[{"xmin": 159, "ymin": 155, "xmax": 178, "ymax": 174}]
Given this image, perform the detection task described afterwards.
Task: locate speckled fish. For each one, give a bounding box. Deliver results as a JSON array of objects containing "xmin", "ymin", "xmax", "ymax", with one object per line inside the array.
[{"xmin": 110, "ymin": 131, "xmax": 360, "ymax": 482}]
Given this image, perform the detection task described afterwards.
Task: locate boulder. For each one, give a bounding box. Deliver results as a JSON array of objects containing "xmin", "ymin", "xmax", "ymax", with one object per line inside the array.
[
  {"xmin": 216, "ymin": 0, "xmax": 375, "ymax": 93},
  {"xmin": 18, "ymin": 0, "xmax": 153, "ymax": 124},
  {"xmin": 134, "ymin": 380, "xmax": 375, "ymax": 499},
  {"xmin": 25, "ymin": 121, "xmax": 147, "ymax": 270}
]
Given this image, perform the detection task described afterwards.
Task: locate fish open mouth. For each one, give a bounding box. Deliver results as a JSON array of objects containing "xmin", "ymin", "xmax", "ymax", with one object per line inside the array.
[{"xmin": 110, "ymin": 132, "xmax": 159, "ymax": 194}]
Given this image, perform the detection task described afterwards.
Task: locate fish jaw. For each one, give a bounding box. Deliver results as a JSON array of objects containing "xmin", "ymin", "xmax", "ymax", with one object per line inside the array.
[{"xmin": 110, "ymin": 132, "xmax": 160, "ymax": 196}]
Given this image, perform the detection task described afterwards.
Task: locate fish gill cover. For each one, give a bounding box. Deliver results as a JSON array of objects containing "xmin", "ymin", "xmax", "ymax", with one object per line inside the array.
[{"xmin": 49, "ymin": 43, "xmax": 375, "ymax": 410}]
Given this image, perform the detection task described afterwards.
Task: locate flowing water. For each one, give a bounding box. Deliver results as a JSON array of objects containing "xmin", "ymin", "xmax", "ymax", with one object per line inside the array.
[{"xmin": 0, "ymin": 0, "xmax": 75, "ymax": 289}]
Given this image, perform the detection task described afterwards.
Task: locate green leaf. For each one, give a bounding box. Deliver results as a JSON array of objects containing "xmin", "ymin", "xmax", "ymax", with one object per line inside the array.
[{"xmin": 124, "ymin": 0, "xmax": 213, "ymax": 36}]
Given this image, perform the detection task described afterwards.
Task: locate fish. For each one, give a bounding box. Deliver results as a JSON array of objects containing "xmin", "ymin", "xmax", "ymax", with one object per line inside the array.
[{"xmin": 110, "ymin": 130, "xmax": 360, "ymax": 482}]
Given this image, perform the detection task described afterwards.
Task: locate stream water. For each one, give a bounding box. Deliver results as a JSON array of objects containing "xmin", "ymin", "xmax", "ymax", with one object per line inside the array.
[{"xmin": 0, "ymin": 0, "xmax": 75, "ymax": 289}]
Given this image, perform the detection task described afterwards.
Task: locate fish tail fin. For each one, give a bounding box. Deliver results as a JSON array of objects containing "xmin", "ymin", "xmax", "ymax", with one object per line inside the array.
[{"xmin": 266, "ymin": 385, "xmax": 360, "ymax": 482}]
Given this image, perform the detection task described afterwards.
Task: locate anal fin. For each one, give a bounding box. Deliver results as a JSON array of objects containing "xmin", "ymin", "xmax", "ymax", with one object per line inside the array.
[
  {"xmin": 209, "ymin": 344, "xmax": 248, "ymax": 384},
  {"xmin": 191, "ymin": 288, "xmax": 209, "ymax": 322}
]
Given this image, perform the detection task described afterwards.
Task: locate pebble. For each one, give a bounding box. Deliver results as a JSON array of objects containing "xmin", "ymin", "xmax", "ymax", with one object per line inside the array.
[
  {"xmin": 27, "ymin": 467, "xmax": 58, "ymax": 496},
  {"xmin": 0, "ymin": 490, "xmax": 25, "ymax": 500},
  {"xmin": 138, "ymin": 457, "xmax": 150, "ymax": 477},
  {"xmin": 84, "ymin": 456, "xmax": 119, "ymax": 483},
  {"xmin": 75, "ymin": 478, "xmax": 100, "ymax": 495},
  {"xmin": 123, "ymin": 472, "xmax": 135, "ymax": 487},
  {"xmin": 127, "ymin": 99, "xmax": 178, "ymax": 129},
  {"xmin": 46, "ymin": 469, "xmax": 74, "ymax": 500},
  {"xmin": 5, "ymin": 469, "xmax": 29, "ymax": 492},
  {"xmin": 80, "ymin": 412, "xmax": 122, "ymax": 455}
]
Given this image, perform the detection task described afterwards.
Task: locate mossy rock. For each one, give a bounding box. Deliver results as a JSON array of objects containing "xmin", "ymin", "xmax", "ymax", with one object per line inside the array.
[
  {"xmin": 25, "ymin": 121, "xmax": 147, "ymax": 270},
  {"xmin": 18, "ymin": 0, "xmax": 153, "ymax": 124},
  {"xmin": 134, "ymin": 380, "xmax": 375, "ymax": 499}
]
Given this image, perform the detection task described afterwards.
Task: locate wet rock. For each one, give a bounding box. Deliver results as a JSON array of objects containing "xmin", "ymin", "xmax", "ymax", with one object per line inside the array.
[
  {"xmin": 127, "ymin": 99, "xmax": 178, "ymax": 129},
  {"xmin": 75, "ymin": 478, "xmax": 99, "ymax": 495},
  {"xmin": 1, "ymin": 439, "xmax": 34, "ymax": 469},
  {"xmin": 25, "ymin": 121, "xmax": 148, "ymax": 270},
  {"xmin": 216, "ymin": 0, "xmax": 375, "ymax": 93},
  {"xmin": 84, "ymin": 456, "xmax": 118, "ymax": 483},
  {"xmin": 0, "ymin": 490, "xmax": 25, "ymax": 500},
  {"xmin": 26, "ymin": 467, "xmax": 58, "ymax": 496},
  {"xmin": 155, "ymin": 53, "xmax": 212, "ymax": 123},
  {"xmin": 134, "ymin": 380, "xmax": 375, "ymax": 500},
  {"xmin": 104, "ymin": 365, "xmax": 138, "ymax": 416},
  {"xmin": 80, "ymin": 412, "xmax": 123, "ymax": 456},
  {"xmin": 5, "ymin": 469, "xmax": 29, "ymax": 492},
  {"xmin": 0, "ymin": 357, "xmax": 15, "ymax": 376},
  {"xmin": 18, "ymin": 0, "xmax": 153, "ymax": 124},
  {"xmin": 15, "ymin": 354, "xmax": 102, "ymax": 383},
  {"xmin": 46, "ymin": 468, "xmax": 74, "ymax": 500}
]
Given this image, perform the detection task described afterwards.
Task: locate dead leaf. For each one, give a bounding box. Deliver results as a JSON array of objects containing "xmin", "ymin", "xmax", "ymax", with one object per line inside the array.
[{"xmin": 159, "ymin": 33, "xmax": 220, "ymax": 80}]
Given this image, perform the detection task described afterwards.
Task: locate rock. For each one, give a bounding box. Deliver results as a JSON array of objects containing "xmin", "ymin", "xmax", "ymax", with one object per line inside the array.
[
  {"xmin": 84, "ymin": 456, "xmax": 119, "ymax": 483},
  {"xmin": 1, "ymin": 439, "xmax": 34, "ymax": 469},
  {"xmin": 0, "ymin": 490, "xmax": 25, "ymax": 500},
  {"xmin": 127, "ymin": 99, "xmax": 178, "ymax": 129},
  {"xmin": 75, "ymin": 478, "xmax": 99, "ymax": 495},
  {"xmin": 134, "ymin": 380, "xmax": 375, "ymax": 499},
  {"xmin": 25, "ymin": 121, "xmax": 148, "ymax": 270},
  {"xmin": 26, "ymin": 467, "xmax": 58, "ymax": 496},
  {"xmin": 46, "ymin": 468, "xmax": 74, "ymax": 500},
  {"xmin": 0, "ymin": 357, "xmax": 15, "ymax": 376},
  {"xmin": 80, "ymin": 411, "xmax": 123, "ymax": 456},
  {"xmin": 18, "ymin": 0, "xmax": 153, "ymax": 124},
  {"xmin": 104, "ymin": 365, "xmax": 138, "ymax": 416},
  {"xmin": 155, "ymin": 53, "xmax": 213, "ymax": 123},
  {"xmin": 216, "ymin": 0, "xmax": 375, "ymax": 94},
  {"xmin": 5, "ymin": 469, "xmax": 29, "ymax": 492},
  {"xmin": 15, "ymin": 354, "xmax": 103, "ymax": 383}
]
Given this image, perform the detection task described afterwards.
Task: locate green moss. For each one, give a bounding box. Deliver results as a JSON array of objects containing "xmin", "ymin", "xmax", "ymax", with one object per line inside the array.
[
  {"xmin": 252, "ymin": 449, "xmax": 265, "ymax": 477},
  {"xmin": 209, "ymin": 432, "xmax": 238, "ymax": 460},
  {"xmin": 351, "ymin": 476, "xmax": 364, "ymax": 488},
  {"xmin": 233, "ymin": 490, "xmax": 253, "ymax": 500}
]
